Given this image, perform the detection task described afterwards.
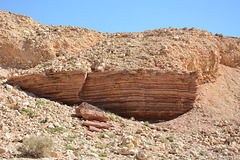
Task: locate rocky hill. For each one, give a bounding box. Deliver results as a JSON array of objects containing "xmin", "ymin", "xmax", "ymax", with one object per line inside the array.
[
  {"xmin": 0, "ymin": 10, "xmax": 240, "ymax": 160},
  {"xmin": 0, "ymin": 10, "xmax": 104, "ymax": 69}
]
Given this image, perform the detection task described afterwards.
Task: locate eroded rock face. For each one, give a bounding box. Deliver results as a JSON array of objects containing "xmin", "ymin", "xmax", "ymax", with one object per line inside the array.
[{"xmin": 7, "ymin": 69, "xmax": 198, "ymax": 121}]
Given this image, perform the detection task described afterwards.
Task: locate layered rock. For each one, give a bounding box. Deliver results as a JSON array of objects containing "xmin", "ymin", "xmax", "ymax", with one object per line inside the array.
[
  {"xmin": 7, "ymin": 69, "xmax": 197, "ymax": 121},
  {"xmin": 7, "ymin": 71, "xmax": 87, "ymax": 104},
  {"xmin": 80, "ymin": 69, "xmax": 198, "ymax": 121}
]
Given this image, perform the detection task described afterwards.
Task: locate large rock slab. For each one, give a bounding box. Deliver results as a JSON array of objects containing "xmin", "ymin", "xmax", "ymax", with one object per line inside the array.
[
  {"xmin": 7, "ymin": 71, "xmax": 87, "ymax": 105},
  {"xmin": 7, "ymin": 69, "xmax": 198, "ymax": 121}
]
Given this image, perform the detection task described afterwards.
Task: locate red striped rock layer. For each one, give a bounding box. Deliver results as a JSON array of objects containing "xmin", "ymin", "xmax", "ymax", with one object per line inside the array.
[{"xmin": 7, "ymin": 69, "xmax": 198, "ymax": 121}]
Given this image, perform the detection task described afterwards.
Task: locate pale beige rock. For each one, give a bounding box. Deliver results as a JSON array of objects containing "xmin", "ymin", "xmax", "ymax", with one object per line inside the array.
[
  {"xmin": 121, "ymin": 136, "xmax": 138, "ymax": 149},
  {"xmin": 118, "ymin": 147, "xmax": 137, "ymax": 155}
]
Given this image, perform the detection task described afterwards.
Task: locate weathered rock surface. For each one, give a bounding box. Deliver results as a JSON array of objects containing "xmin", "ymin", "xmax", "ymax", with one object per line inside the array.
[{"xmin": 7, "ymin": 69, "xmax": 197, "ymax": 121}]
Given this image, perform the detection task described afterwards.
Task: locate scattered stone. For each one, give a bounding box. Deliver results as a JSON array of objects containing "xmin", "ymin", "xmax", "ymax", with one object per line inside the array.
[
  {"xmin": 83, "ymin": 120, "xmax": 112, "ymax": 129},
  {"xmin": 86, "ymin": 132, "xmax": 96, "ymax": 138},
  {"xmin": 136, "ymin": 129, "xmax": 143, "ymax": 134},
  {"xmin": 118, "ymin": 147, "xmax": 137, "ymax": 155},
  {"xmin": 0, "ymin": 147, "xmax": 6, "ymax": 154},
  {"xmin": 54, "ymin": 122, "xmax": 61, "ymax": 127},
  {"xmin": 89, "ymin": 153, "xmax": 98, "ymax": 157},
  {"xmin": 50, "ymin": 151, "xmax": 61, "ymax": 158},
  {"xmin": 148, "ymin": 124, "xmax": 157, "ymax": 130},
  {"xmin": 121, "ymin": 136, "xmax": 138, "ymax": 149},
  {"xmin": 48, "ymin": 123, "xmax": 55, "ymax": 129},
  {"xmin": 136, "ymin": 150, "xmax": 148, "ymax": 160},
  {"xmin": 88, "ymin": 126, "xmax": 103, "ymax": 132}
]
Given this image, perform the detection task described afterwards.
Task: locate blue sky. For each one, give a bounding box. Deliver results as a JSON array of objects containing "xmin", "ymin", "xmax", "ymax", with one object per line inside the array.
[{"xmin": 1, "ymin": 0, "xmax": 239, "ymax": 37}]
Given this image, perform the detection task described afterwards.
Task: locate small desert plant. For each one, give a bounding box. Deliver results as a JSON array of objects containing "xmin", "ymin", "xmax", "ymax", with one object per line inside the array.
[
  {"xmin": 64, "ymin": 144, "xmax": 73, "ymax": 150},
  {"xmin": 145, "ymin": 142, "xmax": 152, "ymax": 145},
  {"xmin": 169, "ymin": 135, "xmax": 176, "ymax": 140},
  {"xmin": 109, "ymin": 116, "xmax": 116, "ymax": 121},
  {"xmin": 36, "ymin": 101, "xmax": 45, "ymax": 105},
  {"xmin": 19, "ymin": 109, "xmax": 36, "ymax": 117},
  {"xmin": 199, "ymin": 151, "xmax": 206, "ymax": 156},
  {"xmin": 108, "ymin": 133, "xmax": 116, "ymax": 138},
  {"xmin": 99, "ymin": 153, "xmax": 107, "ymax": 157},
  {"xmin": 40, "ymin": 119, "xmax": 47, "ymax": 123},
  {"xmin": 98, "ymin": 133, "xmax": 104, "ymax": 139},
  {"xmin": 143, "ymin": 121, "xmax": 150, "ymax": 126},
  {"xmin": 118, "ymin": 145, "xmax": 125, "ymax": 148},
  {"xmin": 45, "ymin": 127, "xmax": 64, "ymax": 133},
  {"xmin": 17, "ymin": 136, "xmax": 54, "ymax": 158},
  {"xmin": 160, "ymin": 138, "xmax": 168, "ymax": 143},
  {"xmin": 67, "ymin": 135, "xmax": 78, "ymax": 142}
]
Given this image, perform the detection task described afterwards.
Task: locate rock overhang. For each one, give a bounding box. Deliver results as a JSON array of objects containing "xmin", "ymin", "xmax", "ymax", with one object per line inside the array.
[{"xmin": 7, "ymin": 69, "xmax": 198, "ymax": 121}]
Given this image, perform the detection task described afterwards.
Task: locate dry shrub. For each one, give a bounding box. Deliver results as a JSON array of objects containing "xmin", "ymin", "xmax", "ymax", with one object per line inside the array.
[{"xmin": 17, "ymin": 136, "xmax": 54, "ymax": 158}]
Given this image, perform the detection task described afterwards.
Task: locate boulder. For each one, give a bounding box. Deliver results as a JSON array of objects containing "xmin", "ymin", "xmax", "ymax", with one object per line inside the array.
[{"xmin": 75, "ymin": 102, "xmax": 110, "ymax": 122}]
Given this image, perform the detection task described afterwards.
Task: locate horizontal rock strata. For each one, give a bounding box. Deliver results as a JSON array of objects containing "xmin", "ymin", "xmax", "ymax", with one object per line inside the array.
[
  {"xmin": 7, "ymin": 71, "xmax": 87, "ymax": 104},
  {"xmin": 7, "ymin": 69, "xmax": 198, "ymax": 121}
]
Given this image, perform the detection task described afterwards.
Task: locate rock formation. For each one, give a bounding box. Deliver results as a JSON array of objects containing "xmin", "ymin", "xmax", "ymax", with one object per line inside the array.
[{"xmin": 7, "ymin": 69, "xmax": 198, "ymax": 121}]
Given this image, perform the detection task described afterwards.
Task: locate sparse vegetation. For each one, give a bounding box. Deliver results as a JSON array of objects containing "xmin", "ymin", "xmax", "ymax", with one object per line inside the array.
[
  {"xmin": 45, "ymin": 127, "xmax": 64, "ymax": 133},
  {"xmin": 105, "ymin": 144, "xmax": 111, "ymax": 148},
  {"xmin": 108, "ymin": 133, "xmax": 116, "ymax": 138},
  {"xmin": 74, "ymin": 150, "xmax": 81, "ymax": 155},
  {"xmin": 143, "ymin": 121, "xmax": 150, "ymax": 126},
  {"xmin": 97, "ymin": 143, "xmax": 104, "ymax": 149},
  {"xmin": 109, "ymin": 116, "xmax": 116, "ymax": 121},
  {"xmin": 40, "ymin": 119, "xmax": 47, "ymax": 123},
  {"xmin": 160, "ymin": 138, "xmax": 168, "ymax": 143},
  {"xmin": 19, "ymin": 109, "xmax": 36, "ymax": 117},
  {"xmin": 80, "ymin": 142, "xmax": 85, "ymax": 145},
  {"xmin": 118, "ymin": 145, "xmax": 125, "ymax": 148},
  {"xmin": 36, "ymin": 101, "xmax": 45, "ymax": 105},
  {"xmin": 64, "ymin": 144, "xmax": 73, "ymax": 150},
  {"xmin": 17, "ymin": 136, "xmax": 54, "ymax": 158},
  {"xmin": 146, "ymin": 142, "xmax": 152, "ymax": 145},
  {"xmin": 199, "ymin": 151, "xmax": 206, "ymax": 156},
  {"xmin": 99, "ymin": 153, "xmax": 107, "ymax": 157},
  {"xmin": 115, "ymin": 116, "xmax": 121, "ymax": 120},
  {"xmin": 90, "ymin": 150, "xmax": 96, "ymax": 153},
  {"xmin": 169, "ymin": 135, "xmax": 176, "ymax": 139},
  {"xmin": 67, "ymin": 135, "xmax": 78, "ymax": 142},
  {"xmin": 98, "ymin": 133, "xmax": 104, "ymax": 139}
]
